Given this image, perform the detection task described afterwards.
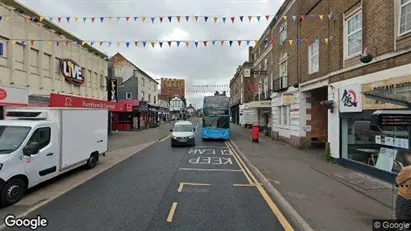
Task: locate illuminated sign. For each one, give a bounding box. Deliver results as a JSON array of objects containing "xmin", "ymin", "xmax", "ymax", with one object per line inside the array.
[{"xmin": 60, "ymin": 59, "xmax": 85, "ymax": 86}]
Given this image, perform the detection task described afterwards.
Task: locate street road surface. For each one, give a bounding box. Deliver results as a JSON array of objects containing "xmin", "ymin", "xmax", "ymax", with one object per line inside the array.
[{"xmin": 7, "ymin": 119, "xmax": 290, "ymax": 231}]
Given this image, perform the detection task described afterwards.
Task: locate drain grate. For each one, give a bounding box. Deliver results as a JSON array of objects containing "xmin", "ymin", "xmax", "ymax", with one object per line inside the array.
[{"xmin": 333, "ymin": 172, "xmax": 392, "ymax": 190}]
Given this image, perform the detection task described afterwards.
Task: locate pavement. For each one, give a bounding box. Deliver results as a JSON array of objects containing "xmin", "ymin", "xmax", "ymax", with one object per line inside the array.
[
  {"xmin": 229, "ymin": 123, "xmax": 396, "ymax": 231},
  {"xmin": 2, "ymin": 118, "xmax": 292, "ymax": 231},
  {"xmin": 0, "ymin": 122, "xmax": 173, "ymax": 229}
]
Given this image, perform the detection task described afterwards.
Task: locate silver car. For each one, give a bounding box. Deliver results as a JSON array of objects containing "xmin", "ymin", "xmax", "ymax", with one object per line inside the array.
[{"xmin": 170, "ymin": 121, "xmax": 196, "ymax": 147}]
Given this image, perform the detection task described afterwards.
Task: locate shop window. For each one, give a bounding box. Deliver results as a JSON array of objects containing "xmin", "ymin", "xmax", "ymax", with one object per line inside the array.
[
  {"xmin": 126, "ymin": 92, "xmax": 132, "ymax": 99},
  {"xmin": 280, "ymin": 106, "xmax": 290, "ymax": 125},
  {"xmin": 399, "ymin": 0, "xmax": 411, "ymax": 36},
  {"xmin": 341, "ymin": 116, "xmax": 410, "ymax": 174},
  {"xmin": 345, "ymin": 10, "xmax": 363, "ymax": 59}
]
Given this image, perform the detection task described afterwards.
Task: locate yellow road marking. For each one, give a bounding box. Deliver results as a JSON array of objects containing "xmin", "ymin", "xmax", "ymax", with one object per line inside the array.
[
  {"xmin": 166, "ymin": 202, "xmax": 178, "ymax": 222},
  {"xmin": 178, "ymin": 182, "xmax": 211, "ymax": 192},
  {"xmin": 226, "ymin": 140, "xmax": 294, "ymax": 231},
  {"xmin": 224, "ymin": 141, "xmax": 253, "ymax": 184}
]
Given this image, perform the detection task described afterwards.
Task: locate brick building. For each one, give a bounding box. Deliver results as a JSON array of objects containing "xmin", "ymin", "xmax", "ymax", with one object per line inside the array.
[
  {"xmin": 229, "ymin": 61, "xmax": 253, "ymax": 125},
  {"xmin": 159, "ymin": 78, "xmax": 185, "ymax": 102}
]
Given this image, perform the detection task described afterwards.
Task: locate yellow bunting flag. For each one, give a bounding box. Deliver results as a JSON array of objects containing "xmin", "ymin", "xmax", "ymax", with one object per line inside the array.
[
  {"xmin": 12, "ymin": 41, "xmax": 16, "ymax": 45},
  {"xmin": 185, "ymin": 41, "xmax": 190, "ymax": 47},
  {"xmin": 220, "ymin": 40, "xmax": 225, "ymax": 46},
  {"xmin": 319, "ymin": 15, "xmax": 324, "ymax": 20},
  {"xmin": 248, "ymin": 16, "xmax": 252, "ymax": 22},
  {"xmin": 283, "ymin": 16, "xmax": 287, "ymax": 20},
  {"xmin": 213, "ymin": 17, "xmax": 218, "ymax": 23},
  {"xmin": 288, "ymin": 40, "xmax": 294, "ymax": 46},
  {"xmin": 177, "ymin": 16, "xmax": 181, "ymax": 22},
  {"xmin": 150, "ymin": 42, "xmax": 155, "ymax": 47},
  {"xmin": 39, "ymin": 16, "xmax": 44, "ymax": 22},
  {"xmin": 116, "ymin": 41, "xmax": 121, "ymax": 47},
  {"xmin": 324, "ymin": 38, "xmax": 329, "ymax": 44},
  {"xmin": 48, "ymin": 41, "xmax": 52, "ymax": 46},
  {"xmin": 108, "ymin": 17, "xmax": 113, "ymax": 21},
  {"xmin": 74, "ymin": 17, "xmax": 79, "ymax": 22},
  {"xmin": 142, "ymin": 16, "xmax": 146, "ymax": 22},
  {"xmin": 254, "ymin": 40, "xmax": 259, "ymax": 45},
  {"xmin": 6, "ymin": 16, "xmax": 10, "ymax": 21}
]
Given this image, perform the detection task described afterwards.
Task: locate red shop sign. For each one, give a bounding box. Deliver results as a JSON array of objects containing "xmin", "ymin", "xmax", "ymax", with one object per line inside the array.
[{"xmin": 49, "ymin": 93, "xmax": 132, "ymax": 112}]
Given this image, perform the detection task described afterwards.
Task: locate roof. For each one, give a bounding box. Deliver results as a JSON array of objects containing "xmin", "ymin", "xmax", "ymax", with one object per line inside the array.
[
  {"xmin": 0, "ymin": 119, "xmax": 51, "ymax": 127},
  {"xmin": 111, "ymin": 53, "xmax": 159, "ymax": 84},
  {"xmin": 0, "ymin": 0, "xmax": 108, "ymax": 59}
]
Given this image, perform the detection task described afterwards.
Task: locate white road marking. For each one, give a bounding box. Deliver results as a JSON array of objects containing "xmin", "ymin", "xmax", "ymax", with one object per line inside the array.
[
  {"xmin": 193, "ymin": 146, "xmax": 228, "ymax": 149},
  {"xmin": 179, "ymin": 168, "xmax": 242, "ymax": 172}
]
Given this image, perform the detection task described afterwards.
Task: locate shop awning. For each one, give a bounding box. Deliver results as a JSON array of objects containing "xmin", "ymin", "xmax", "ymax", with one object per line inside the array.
[{"xmin": 362, "ymin": 86, "xmax": 411, "ymax": 108}]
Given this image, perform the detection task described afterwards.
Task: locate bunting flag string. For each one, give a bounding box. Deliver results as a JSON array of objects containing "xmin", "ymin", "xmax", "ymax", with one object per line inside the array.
[
  {"xmin": 0, "ymin": 38, "xmax": 330, "ymax": 48},
  {"xmin": 185, "ymin": 91, "xmax": 230, "ymax": 94},
  {"xmin": 0, "ymin": 13, "xmax": 334, "ymax": 24}
]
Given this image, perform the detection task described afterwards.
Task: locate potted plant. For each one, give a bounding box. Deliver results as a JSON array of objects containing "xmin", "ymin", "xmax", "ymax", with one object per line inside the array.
[
  {"xmin": 320, "ymin": 100, "xmax": 335, "ymax": 113},
  {"xmin": 360, "ymin": 47, "xmax": 373, "ymax": 63}
]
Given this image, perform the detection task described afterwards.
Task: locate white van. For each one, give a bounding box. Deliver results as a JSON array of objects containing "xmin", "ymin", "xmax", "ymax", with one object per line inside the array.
[{"xmin": 0, "ymin": 107, "xmax": 108, "ymax": 206}]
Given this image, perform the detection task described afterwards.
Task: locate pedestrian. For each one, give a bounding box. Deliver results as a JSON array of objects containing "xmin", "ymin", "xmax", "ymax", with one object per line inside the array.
[{"xmin": 395, "ymin": 152, "xmax": 411, "ymax": 220}]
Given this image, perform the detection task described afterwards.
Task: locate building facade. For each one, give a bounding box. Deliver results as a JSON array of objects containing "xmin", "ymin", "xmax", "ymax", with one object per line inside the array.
[
  {"xmin": 240, "ymin": 0, "xmax": 411, "ymax": 181},
  {"xmin": 229, "ymin": 61, "xmax": 253, "ymax": 125},
  {"xmin": 160, "ymin": 78, "xmax": 185, "ymax": 102},
  {"xmin": 110, "ymin": 53, "xmax": 158, "ymax": 106},
  {"xmin": 0, "ymin": 1, "xmax": 108, "ymax": 106}
]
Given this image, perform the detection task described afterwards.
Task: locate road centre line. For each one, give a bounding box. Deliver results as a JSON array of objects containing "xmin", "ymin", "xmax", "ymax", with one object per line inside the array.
[
  {"xmin": 226, "ymin": 140, "xmax": 294, "ymax": 231},
  {"xmin": 179, "ymin": 168, "xmax": 242, "ymax": 172},
  {"xmin": 166, "ymin": 202, "xmax": 178, "ymax": 222},
  {"xmin": 178, "ymin": 182, "xmax": 211, "ymax": 192},
  {"xmin": 224, "ymin": 141, "xmax": 253, "ymax": 184}
]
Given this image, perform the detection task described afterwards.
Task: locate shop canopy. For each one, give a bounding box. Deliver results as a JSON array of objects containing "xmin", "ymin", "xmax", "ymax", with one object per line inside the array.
[{"xmin": 362, "ymin": 86, "xmax": 411, "ymax": 108}]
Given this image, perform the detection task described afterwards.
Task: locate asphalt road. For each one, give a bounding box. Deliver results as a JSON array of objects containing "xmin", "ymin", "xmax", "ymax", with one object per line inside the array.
[{"xmin": 7, "ymin": 119, "xmax": 286, "ymax": 231}]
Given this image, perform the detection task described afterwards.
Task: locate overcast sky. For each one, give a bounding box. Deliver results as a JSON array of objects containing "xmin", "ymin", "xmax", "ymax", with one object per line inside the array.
[{"xmin": 19, "ymin": 0, "xmax": 284, "ymax": 108}]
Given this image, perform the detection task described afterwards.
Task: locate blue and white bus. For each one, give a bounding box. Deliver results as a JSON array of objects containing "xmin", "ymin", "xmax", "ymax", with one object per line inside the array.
[{"xmin": 200, "ymin": 95, "xmax": 230, "ymax": 140}]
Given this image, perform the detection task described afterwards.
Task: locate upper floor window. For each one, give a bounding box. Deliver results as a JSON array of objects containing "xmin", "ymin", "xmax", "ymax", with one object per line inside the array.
[
  {"xmin": 264, "ymin": 58, "xmax": 268, "ymax": 70},
  {"xmin": 400, "ymin": 0, "xmax": 411, "ymax": 35},
  {"xmin": 126, "ymin": 92, "xmax": 132, "ymax": 99},
  {"xmin": 279, "ymin": 21, "xmax": 287, "ymax": 44},
  {"xmin": 141, "ymin": 91, "xmax": 145, "ymax": 100},
  {"xmin": 345, "ymin": 11, "xmax": 363, "ymax": 59},
  {"xmin": 148, "ymin": 94, "xmax": 151, "ymax": 102},
  {"xmin": 141, "ymin": 78, "xmax": 145, "ymax": 86},
  {"xmin": 308, "ymin": 40, "xmax": 319, "ymax": 74}
]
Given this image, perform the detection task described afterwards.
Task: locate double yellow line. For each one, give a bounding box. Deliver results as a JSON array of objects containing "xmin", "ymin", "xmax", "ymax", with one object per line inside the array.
[{"xmin": 225, "ymin": 140, "xmax": 294, "ymax": 231}]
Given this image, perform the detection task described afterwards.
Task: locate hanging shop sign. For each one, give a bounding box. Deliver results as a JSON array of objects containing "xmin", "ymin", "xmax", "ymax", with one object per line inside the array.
[
  {"xmin": 361, "ymin": 75, "xmax": 411, "ymax": 110},
  {"xmin": 108, "ymin": 79, "xmax": 118, "ymax": 102},
  {"xmin": 339, "ymin": 83, "xmax": 362, "ymax": 113},
  {"xmin": 60, "ymin": 59, "xmax": 85, "ymax": 86}
]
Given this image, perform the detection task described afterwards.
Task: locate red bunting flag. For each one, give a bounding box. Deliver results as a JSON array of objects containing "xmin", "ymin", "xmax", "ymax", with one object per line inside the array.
[
  {"xmin": 134, "ymin": 41, "xmax": 139, "ymax": 46},
  {"xmin": 265, "ymin": 15, "xmax": 270, "ymax": 21},
  {"xmin": 30, "ymin": 40, "xmax": 34, "ymax": 46},
  {"xmin": 167, "ymin": 41, "xmax": 172, "ymax": 47},
  {"xmin": 304, "ymin": 39, "xmax": 312, "ymax": 45},
  {"xmin": 271, "ymin": 40, "xmax": 276, "ymax": 46},
  {"xmin": 160, "ymin": 17, "xmax": 164, "ymax": 23},
  {"xmin": 65, "ymin": 41, "xmax": 71, "ymax": 47},
  {"xmin": 300, "ymin": 15, "xmax": 305, "ymax": 21},
  {"xmin": 57, "ymin": 17, "xmax": 62, "ymax": 23},
  {"xmin": 91, "ymin": 17, "xmax": 95, "ymax": 22},
  {"xmin": 203, "ymin": 41, "xmax": 207, "ymax": 47},
  {"xmin": 230, "ymin": 17, "xmax": 235, "ymax": 23},
  {"xmin": 126, "ymin": 17, "xmax": 130, "ymax": 21},
  {"xmin": 237, "ymin": 40, "xmax": 241, "ymax": 46},
  {"xmin": 24, "ymin": 16, "xmax": 29, "ymax": 22},
  {"xmin": 194, "ymin": 16, "xmax": 199, "ymax": 21},
  {"xmin": 99, "ymin": 41, "xmax": 104, "ymax": 46}
]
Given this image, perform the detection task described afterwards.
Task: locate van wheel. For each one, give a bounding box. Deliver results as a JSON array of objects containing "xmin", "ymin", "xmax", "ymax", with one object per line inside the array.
[
  {"xmin": 85, "ymin": 153, "xmax": 99, "ymax": 169},
  {"xmin": 1, "ymin": 178, "xmax": 26, "ymax": 207}
]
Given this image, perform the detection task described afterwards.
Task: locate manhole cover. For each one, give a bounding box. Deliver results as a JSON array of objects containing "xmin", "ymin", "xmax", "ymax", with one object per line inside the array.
[{"xmin": 333, "ymin": 172, "xmax": 392, "ymax": 190}]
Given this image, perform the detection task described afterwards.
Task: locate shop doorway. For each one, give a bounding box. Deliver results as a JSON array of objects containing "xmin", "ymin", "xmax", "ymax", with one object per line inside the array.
[{"xmin": 307, "ymin": 86, "xmax": 328, "ymax": 149}]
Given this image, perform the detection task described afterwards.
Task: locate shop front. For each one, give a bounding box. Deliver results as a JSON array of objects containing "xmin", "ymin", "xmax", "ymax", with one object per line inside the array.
[
  {"xmin": 230, "ymin": 104, "xmax": 240, "ymax": 125},
  {"xmin": 242, "ymin": 100, "xmax": 271, "ymax": 135},
  {"xmin": 329, "ymin": 66, "xmax": 411, "ymax": 182},
  {"xmin": 112, "ymin": 100, "xmax": 139, "ymax": 131},
  {"xmin": 49, "ymin": 93, "xmax": 133, "ymax": 133}
]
